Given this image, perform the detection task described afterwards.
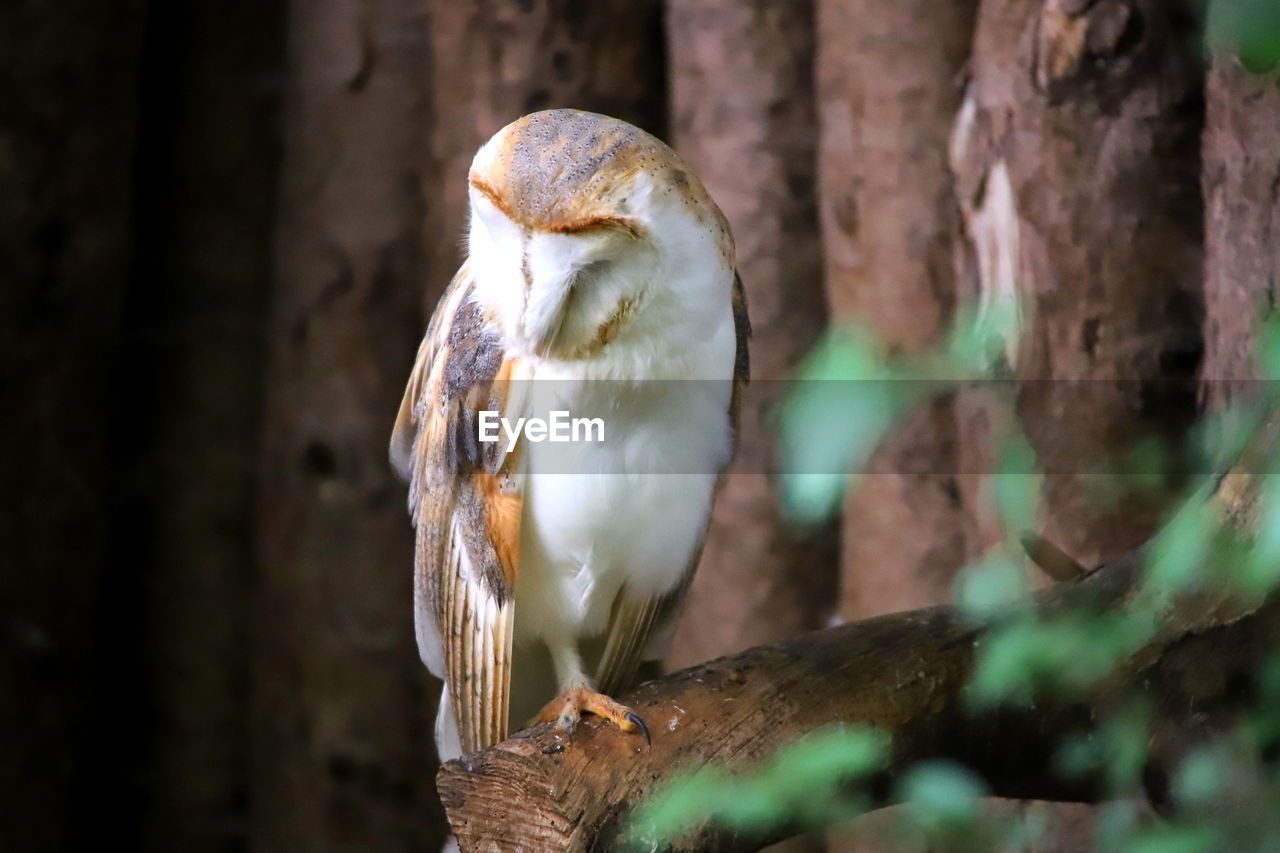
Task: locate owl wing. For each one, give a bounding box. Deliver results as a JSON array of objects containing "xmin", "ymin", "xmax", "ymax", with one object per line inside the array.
[
  {"xmin": 595, "ymin": 271, "xmax": 751, "ymax": 695},
  {"xmin": 391, "ymin": 262, "xmax": 524, "ymax": 755}
]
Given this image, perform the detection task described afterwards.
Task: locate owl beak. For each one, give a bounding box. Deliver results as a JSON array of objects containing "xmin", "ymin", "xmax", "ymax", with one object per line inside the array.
[
  {"xmin": 525, "ymin": 280, "xmax": 573, "ymax": 358},
  {"xmin": 532, "ymin": 313, "xmax": 566, "ymax": 358}
]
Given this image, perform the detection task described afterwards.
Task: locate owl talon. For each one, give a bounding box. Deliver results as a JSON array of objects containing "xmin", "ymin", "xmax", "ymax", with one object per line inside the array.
[
  {"xmin": 626, "ymin": 712, "xmax": 651, "ymax": 746},
  {"xmin": 534, "ymin": 687, "xmax": 650, "ymax": 746}
]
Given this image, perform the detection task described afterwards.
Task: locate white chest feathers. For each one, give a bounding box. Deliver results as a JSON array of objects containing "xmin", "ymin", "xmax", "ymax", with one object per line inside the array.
[{"xmin": 510, "ymin": 310, "xmax": 736, "ymax": 646}]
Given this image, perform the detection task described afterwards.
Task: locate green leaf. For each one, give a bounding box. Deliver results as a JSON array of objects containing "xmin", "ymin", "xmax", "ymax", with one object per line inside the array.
[
  {"xmin": 777, "ymin": 300, "xmax": 1027, "ymax": 524},
  {"xmin": 1058, "ymin": 704, "xmax": 1148, "ymax": 794},
  {"xmin": 624, "ymin": 727, "xmax": 888, "ymax": 847},
  {"xmin": 1241, "ymin": 474, "xmax": 1280, "ymax": 595},
  {"xmin": 1146, "ymin": 502, "xmax": 1215, "ymax": 596},
  {"xmin": 767, "ymin": 727, "xmax": 889, "ymax": 785},
  {"xmin": 1206, "ymin": 0, "xmax": 1280, "ymax": 72},
  {"xmin": 898, "ymin": 761, "xmax": 988, "ymax": 826},
  {"xmin": 954, "ymin": 554, "xmax": 1030, "ymax": 624},
  {"xmin": 1171, "ymin": 745, "xmax": 1225, "ymax": 807},
  {"xmin": 944, "ymin": 291, "xmax": 1022, "ymax": 376},
  {"xmin": 1259, "ymin": 311, "xmax": 1280, "ymax": 381},
  {"xmin": 777, "ymin": 328, "xmax": 900, "ymax": 523},
  {"xmin": 989, "ymin": 435, "xmax": 1041, "ymax": 537},
  {"xmin": 968, "ymin": 609, "xmax": 1152, "ymax": 706},
  {"xmin": 966, "ymin": 620, "xmax": 1041, "ymax": 705},
  {"xmin": 625, "ymin": 768, "xmax": 730, "ymax": 844},
  {"xmin": 1095, "ymin": 799, "xmax": 1143, "ymax": 852},
  {"xmin": 780, "ymin": 472, "xmax": 849, "ymax": 525}
]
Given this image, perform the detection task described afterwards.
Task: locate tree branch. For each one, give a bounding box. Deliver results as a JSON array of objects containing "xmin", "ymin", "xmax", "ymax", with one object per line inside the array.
[{"xmin": 437, "ymin": 550, "xmax": 1278, "ymax": 852}]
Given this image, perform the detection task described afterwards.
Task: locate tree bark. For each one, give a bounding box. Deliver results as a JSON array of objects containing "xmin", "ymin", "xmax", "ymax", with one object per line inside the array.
[
  {"xmin": 437, "ymin": 535, "xmax": 1276, "ymax": 853},
  {"xmin": 0, "ymin": 4, "xmax": 146, "ymax": 851},
  {"xmin": 663, "ymin": 0, "xmax": 837, "ymax": 676},
  {"xmin": 815, "ymin": 7, "xmax": 1006, "ymax": 847},
  {"xmin": 952, "ymin": 0, "xmax": 1205, "ymax": 566},
  {"xmin": 252, "ymin": 1, "xmax": 446, "ymax": 849},
  {"xmin": 426, "ymin": 0, "xmax": 667, "ymax": 315},
  {"xmin": 1201, "ymin": 58, "xmax": 1280, "ymax": 407},
  {"xmin": 815, "ymin": 0, "xmax": 986, "ymax": 622}
]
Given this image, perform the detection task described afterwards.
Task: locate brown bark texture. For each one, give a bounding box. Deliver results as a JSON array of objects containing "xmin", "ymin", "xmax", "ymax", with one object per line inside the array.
[
  {"xmin": 815, "ymin": 0, "xmax": 986, "ymax": 622},
  {"xmin": 952, "ymin": 0, "xmax": 1205, "ymax": 566},
  {"xmin": 1201, "ymin": 59, "xmax": 1280, "ymax": 407},
  {"xmin": 252, "ymin": 1, "xmax": 446, "ymax": 849},
  {"xmin": 438, "ymin": 524, "xmax": 1275, "ymax": 853},
  {"xmin": 663, "ymin": 0, "xmax": 837, "ymax": 673},
  {"xmin": 427, "ymin": 0, "xmax": 666, "ymax": 315},
  {"xmin": 0, "ymin": 3, "xmax": 146, "ymax": 851}
]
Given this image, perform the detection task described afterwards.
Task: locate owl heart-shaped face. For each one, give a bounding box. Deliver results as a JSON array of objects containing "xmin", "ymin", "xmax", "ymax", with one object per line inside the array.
[{"xmin": 465, "ymin": 109, "xmax": 735, "ymax": 362}]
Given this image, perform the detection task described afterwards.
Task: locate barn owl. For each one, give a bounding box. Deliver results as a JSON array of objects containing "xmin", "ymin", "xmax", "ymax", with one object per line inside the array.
[{"xmin": 391, "ymin": 109, "xmax": 748, "ymax": 761}]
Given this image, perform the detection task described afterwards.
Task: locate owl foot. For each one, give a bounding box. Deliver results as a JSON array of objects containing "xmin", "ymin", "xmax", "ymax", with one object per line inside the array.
[{"xmin": 532, "ymin": 687, "xmax": 651, "ymax": 746}]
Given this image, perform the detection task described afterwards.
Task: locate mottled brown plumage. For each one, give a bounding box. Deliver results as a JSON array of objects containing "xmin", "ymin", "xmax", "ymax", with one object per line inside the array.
[{"xmin": 470, "ymin": 109, "xmax": 734, "ymax": 264}]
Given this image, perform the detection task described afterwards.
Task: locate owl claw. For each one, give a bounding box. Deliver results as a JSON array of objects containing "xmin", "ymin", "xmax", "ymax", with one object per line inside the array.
[
  {"xmin": 626, "ymin": 712, "xmax": 651, "ymax": 746},
  {"xmin": 533, "ymin": 687, "xmax": 650, "ymax": 747},
  {"xmin": 558, "ymin": 711, "xmax": 577, "ymax": 743}
]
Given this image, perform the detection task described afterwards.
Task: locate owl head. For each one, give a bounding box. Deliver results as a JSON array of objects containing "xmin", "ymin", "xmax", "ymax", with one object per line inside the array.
[{"xmin": 466, "ymin": 109, "xmax": 734, "ymax": 362}]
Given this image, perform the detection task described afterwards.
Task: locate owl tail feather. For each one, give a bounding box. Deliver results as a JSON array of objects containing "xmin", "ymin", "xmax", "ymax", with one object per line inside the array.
[{"xmin": 435, "ymin": 685, "xmax": 462, "ymax": 763}]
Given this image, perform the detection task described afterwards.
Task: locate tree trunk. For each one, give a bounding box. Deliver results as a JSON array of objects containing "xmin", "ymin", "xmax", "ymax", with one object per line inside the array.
[
  {"xmin": 111, "ymin": 4, "xmax": 285, "ymax": 850},
  {"xmin": 663, "ymin": 0, "xmax": 837, "ymax": 679},
  {"xmin": 952, "ymin": 0, "xmax": 1204, "ymax": 566},
  {"xmin": 815, "ymin": 0, "xmax": 985, "ymax": 624},
  {"xmin": 945, "ymin": 4, "xmax": 1205, "ymax": 848},
  {"xmin": 426, "ymin": 0, "xmax": 667, "ymax": 315},
  {"xmin": 1201, "ymin": 58, "xmax": 1280, "ymax": 407},
  {"xmin": 813, "ymin": 3, "xmax": 1010, "ymax": 849},
  {"xmin": 252, "ymin": 2, "xmax": 446, "ymax": 849},
  {"xmin": 0, "ymin": 4, "xmax": 146, "ymax": 851}
]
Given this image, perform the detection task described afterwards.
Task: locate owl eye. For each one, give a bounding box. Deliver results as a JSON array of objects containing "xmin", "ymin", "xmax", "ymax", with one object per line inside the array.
[{"xmin": 577, "ymin": 259, "xmax": 611, "ymax": 279}]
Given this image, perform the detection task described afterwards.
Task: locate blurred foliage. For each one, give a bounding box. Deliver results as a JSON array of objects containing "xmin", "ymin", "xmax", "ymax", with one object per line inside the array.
[
  {"xmin": 778, "ymin": 294, "xmax": 1019, "ymax": 524},
  {"xmin": 624, "ymin": 727, "xmax": 887, "ymax": 848},
  {"xmin": 1057, "ymin": 701, "xmax": 1149, "ymax": 796},
  {"xmin": 1204, "ymin": 0, "xmax": 1280, "ymax": 72},
  {"xmin": 954, "ymin": 552, "xmax": 1031, "ymax": 624},
  {"xmin": 634, "ymin": 280, "xmax": 1280, "ymax": 850},
  {"xmin": 776, "ymin": 326, "xmax": 902, "ymax": 524}
]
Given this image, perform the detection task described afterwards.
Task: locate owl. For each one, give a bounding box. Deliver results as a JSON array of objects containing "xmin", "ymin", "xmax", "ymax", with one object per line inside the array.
[{"xmin": 391, "ymin": 109, "xmax": 748, "ymax": 760}]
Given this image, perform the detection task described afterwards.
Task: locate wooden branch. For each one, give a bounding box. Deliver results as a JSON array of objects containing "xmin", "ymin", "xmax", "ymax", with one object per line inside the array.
[
  {"xmin": 440, "ymin": 422, "xmax": 1280, "ymax": 852},
  {"xmin": 437, "ymin": 550, "xmax": 1278, "ymax": 852}
]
